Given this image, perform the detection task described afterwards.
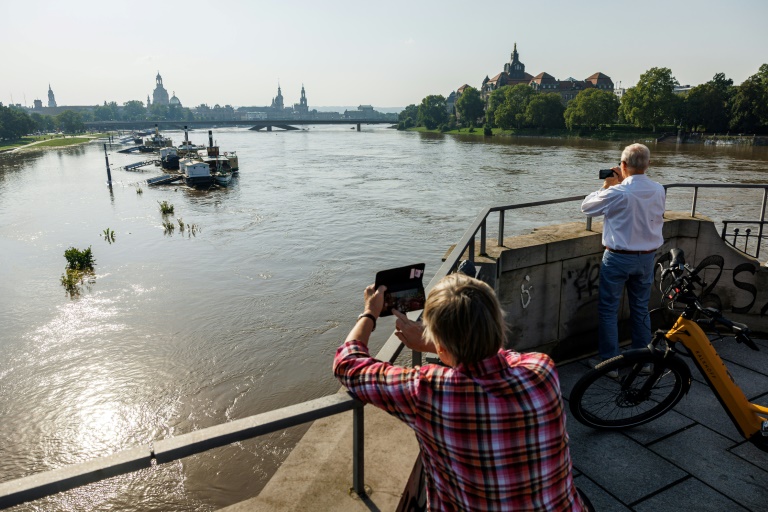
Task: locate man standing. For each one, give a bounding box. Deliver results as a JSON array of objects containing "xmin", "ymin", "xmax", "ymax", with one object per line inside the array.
[{"xmin": 581, "ymin": 143, "xmax": 665, "ymax": 362}]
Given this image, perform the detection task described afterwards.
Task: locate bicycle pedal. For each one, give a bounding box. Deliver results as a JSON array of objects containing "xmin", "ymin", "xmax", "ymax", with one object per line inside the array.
[{"xmin": 762, "ymin": 420, "xmax": 768, "ymax": 437}]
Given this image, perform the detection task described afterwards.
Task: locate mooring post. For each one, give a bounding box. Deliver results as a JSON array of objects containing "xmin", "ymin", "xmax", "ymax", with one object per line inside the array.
[
  {"xmin": 356, "ymin": 123, "xmax": 361, "ymax": 132},
  {"xmin": 103, "ymin": 143, "xmax": 112, "ymax": 188}
]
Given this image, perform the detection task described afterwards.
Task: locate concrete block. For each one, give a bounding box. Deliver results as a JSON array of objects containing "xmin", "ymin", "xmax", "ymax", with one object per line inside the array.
[
  {"xmin": 650, "ymin": 424, "xmax": 768, "ymax": 511},
  {"xmin": 559, "ymin": 254, "xmax": 603, "ymax": 340},
  {"xmin": 499, "ymin": 262, "xmax": 563, "ymax": 352},
  {"xmin": 633, "ymin": 476, "xmax": 749, "ymax": 512},
  {"xmin": 546, "ymin": 231, "xmax": 604, "ymax": 263},
  {"xmin": 499, "ymin": 243, "xmax": 547, "ymax": 272},
  {"xmin": 567, "ymin": 417, "xmax": 686, "ymax": 504}
]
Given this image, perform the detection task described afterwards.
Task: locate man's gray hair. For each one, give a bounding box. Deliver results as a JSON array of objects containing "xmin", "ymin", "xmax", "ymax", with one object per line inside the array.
[{"xmin": 621, "ymin": 143, "xmax": 650, "ymax": 171}]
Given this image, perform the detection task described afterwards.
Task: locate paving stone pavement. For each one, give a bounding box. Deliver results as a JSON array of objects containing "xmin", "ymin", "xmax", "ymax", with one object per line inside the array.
[{"xmin": 560, "ymin": 336, "xmax": 768, "ymax": 511}]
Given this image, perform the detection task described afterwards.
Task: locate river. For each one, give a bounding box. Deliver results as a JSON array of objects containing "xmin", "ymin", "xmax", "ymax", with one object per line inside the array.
[{"xmin": 1, "ymin": 127, "xmax": 767, "ymax": 511}]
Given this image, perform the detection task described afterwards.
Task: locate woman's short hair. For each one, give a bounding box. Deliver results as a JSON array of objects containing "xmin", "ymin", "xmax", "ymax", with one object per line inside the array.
[
  {"xmin": 422, "ymin": 273, "xmax": 506, "ymax": 365},
  {"xmin": 621, "ymin": 143, "xmax": 650, "ymax": 171}
]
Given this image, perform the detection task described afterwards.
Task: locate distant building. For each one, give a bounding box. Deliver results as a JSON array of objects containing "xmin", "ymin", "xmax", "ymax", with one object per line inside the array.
[
  {"xmin": 170, "ymin": 91, "xmax": 182, "ymax": 107},
  {"xmin": 33, "ymin": 99, "xmax": 43, "ymax": 109},
  {"xmin": 151, "ymin": 72, "xmax": 170, "ymax": 106},
  {"xmin": 47, "ymin": 84, "xmax": 57, "ymax": 108},
  {"xmin": 293, "ymin": 85, "xmax": 309, "ymax": 115},
  {"xmin": 271, "ymin": 84, "xmax": 285, "ymax": 111},
  {"xmin": 674, "ymin": 84, "xmax": 693, "ymax": 95},
  {"xmin": 470, "ymin": 44, "xmax": 613, "ymax": 106}
]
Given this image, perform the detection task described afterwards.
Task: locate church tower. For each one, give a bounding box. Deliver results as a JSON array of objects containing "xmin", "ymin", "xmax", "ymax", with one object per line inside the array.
[
  {"xmin": 271, "ymin": 84, "xmax": 284, "ymax": 111},
  {"xmin": 47, "ymin": 84, "xmax": 57, "ymax": 108},
  {"xmin": 152, "ymin": 72, "xmax": 170, "ymax": 105},
  {"xmin": 299, "ymin": 84, "xmax": 307, "ymax": 109},
  {"xmin": 503, "ymin": 43, "xmax": 526, "ymax": 79}
]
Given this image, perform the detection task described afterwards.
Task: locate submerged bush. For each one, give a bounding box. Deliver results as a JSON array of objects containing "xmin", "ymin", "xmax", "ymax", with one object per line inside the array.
[
  {"xmin": 64, "ymin": 246, "xmax": 95, "ymax": 271},
  {"xmin": 158, "ymin": 200, "xmax": 174, "ymax": 215}
]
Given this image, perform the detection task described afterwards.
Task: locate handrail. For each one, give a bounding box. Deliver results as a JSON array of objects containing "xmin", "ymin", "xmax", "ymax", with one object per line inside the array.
[{"xmin": 3, "ymin": 181, "xmax": 767, "ymax": 510}]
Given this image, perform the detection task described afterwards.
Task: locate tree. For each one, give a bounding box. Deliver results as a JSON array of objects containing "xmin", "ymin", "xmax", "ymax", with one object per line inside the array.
[
  {"xmin": 417, "ymin": 95, "xmax": 448, "ymax": 129},
  {"xmin": 455, "ymin": 87, "xmax": 484, "ymax": 127},
  {"xmin": 564, "ymin": 89, "xmax": 619, "ymax": 130},
  {"xmin": 729, "ymin": 71, "xmax": 768, "ymax": 133},
  {"xmin": 398, "ymin": 104, "xmax": 418, "ymax": 123},
  {"xmin": 486, "ymin": 88, "xmax": 506, "ymax": 126},
  {"xmin": 123, "ymin": 100, "xmax": 147, "ymax": 121},
  {"xmin": 493, "ymin": 84, "xmax": 534, "ymax": 130},
  {"xmin": 525, "ymin": 93, "xmax": 565, "ymax": 129},
  {"xmin": 619, "ymin": 67, "xmax": 679, "ymax": 131},
  {"xmin": 148, "ymin": 103, "xmax": 170, "ymax": 121},
  {"xmin": 684, "ymin": 73, "xmax": 733, "ymax": 132},
  {"xmin": 56, "ymin": 110, "xmax": 84, "ymax": 134},
  {"xmin": 0, "ymin": 104, "xmax": 35, "ymax": 139}
]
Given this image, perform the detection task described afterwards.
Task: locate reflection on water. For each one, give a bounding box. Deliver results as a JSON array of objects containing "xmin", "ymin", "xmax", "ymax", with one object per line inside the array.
[{"xmin": 1, "ymin": 129, "xmax": 767, "ymax": 510}]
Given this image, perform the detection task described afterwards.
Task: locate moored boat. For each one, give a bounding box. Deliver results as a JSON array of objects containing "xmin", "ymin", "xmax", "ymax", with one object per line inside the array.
[
  {"xmin": 144, "ymin": 124, "xmax": 173, "ymax": 148},
  {"xmin": 179, "ymin": 158, "xmax": 213, "ymax": 187},
  {"xmin": 159, "ymin": 147, "xmax": 180, "ymax": 170}
]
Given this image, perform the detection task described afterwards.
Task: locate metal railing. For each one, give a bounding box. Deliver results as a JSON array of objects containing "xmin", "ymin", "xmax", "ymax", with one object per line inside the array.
[
  {"xmin": 3, "ymin": 182, "xmax": 767, "ymax": 510},
  {"xmin": 720, "ymin": 221, "xmax": 768, "ymax": 259}
]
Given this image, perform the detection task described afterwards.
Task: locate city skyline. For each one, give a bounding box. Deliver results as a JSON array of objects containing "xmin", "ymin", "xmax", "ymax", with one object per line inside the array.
[{"xmin": 3, "ymin": 0, "xmax": 767, "ymax": 109}]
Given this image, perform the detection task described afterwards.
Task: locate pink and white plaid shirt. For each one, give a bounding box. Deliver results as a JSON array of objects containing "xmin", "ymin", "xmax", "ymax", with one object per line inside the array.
[{"xmin": 334, "ymin": 341, "xmax": 584, "ymax": 511}]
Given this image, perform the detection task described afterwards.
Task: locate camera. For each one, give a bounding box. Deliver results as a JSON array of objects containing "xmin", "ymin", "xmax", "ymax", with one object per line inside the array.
[{"xmin": 599, "ymin": 169, "xmax": 616, "ymax": 179}]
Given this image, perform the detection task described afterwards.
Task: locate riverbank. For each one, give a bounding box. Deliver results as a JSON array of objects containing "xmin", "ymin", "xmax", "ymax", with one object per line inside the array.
[
  {"xmin": 407, "ymin": 125, "xmax": 660, "ymax": 142},
  {"xmin": 0, "ymin": 133, "xmax": 112, "ymax": 153}
]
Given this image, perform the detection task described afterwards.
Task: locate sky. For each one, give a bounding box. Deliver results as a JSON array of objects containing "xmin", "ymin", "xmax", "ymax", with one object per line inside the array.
[{"xmin": 2, "ymin": 0, "xmax": 767, "ymax": 110}]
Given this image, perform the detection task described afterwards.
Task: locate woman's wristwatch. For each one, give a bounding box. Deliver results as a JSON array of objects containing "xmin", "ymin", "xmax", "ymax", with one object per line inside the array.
[{"xmin": 357, "ymin": 312, "xmax": 377, "ymax": 331}]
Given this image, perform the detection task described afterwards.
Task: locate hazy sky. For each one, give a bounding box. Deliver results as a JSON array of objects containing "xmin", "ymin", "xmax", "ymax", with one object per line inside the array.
[{"xmin": 3, "ymin": 0, "xmax": 767, "ymax": 109}]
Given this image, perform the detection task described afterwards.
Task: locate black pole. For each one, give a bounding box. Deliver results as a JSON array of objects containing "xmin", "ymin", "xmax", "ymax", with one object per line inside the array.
[{"xmin": 104, "ymin": 143, "xmax": 112, "ymax": 187}]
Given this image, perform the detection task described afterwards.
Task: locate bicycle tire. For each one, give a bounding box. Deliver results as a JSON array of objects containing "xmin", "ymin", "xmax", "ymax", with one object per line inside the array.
[{"xmin": 569, "ymin": 351, "xmax": 691, "ymax": 430}]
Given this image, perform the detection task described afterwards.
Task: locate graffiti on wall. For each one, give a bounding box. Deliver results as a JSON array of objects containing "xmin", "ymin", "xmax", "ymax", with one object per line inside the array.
[
  {"xmin": 563, "ymin": 260, "xmax": 600, "ymax": 301},
  {"xmin": 520, "ymin": 275, "xmax": 532, "ymax": 309}
]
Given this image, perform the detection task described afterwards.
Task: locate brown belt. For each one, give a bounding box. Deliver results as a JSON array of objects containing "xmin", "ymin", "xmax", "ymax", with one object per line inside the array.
[{"xmin": 605, "ymin": 247, "xmax": 656, "ymax": 255}]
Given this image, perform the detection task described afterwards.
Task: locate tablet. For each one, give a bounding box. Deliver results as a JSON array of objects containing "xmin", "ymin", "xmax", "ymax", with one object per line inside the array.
[{"xmin": 374, "ymin": 263, "xmax": 426, "ymax": 317}]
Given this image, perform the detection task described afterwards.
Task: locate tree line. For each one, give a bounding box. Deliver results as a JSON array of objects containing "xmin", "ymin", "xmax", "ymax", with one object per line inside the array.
[
  {"xmin": 399, "ymin": 64, "xmax": 768, "ymax": 135},
  {"xmin": 0, "ymin": 99, "xmax": 200, "ymax": 139}
]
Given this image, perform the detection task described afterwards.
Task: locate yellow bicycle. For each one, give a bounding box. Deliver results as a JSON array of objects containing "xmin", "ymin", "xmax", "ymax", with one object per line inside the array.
[{"xmin": 569, "ymin": 248, "xmax": 768, "ymax": 452}]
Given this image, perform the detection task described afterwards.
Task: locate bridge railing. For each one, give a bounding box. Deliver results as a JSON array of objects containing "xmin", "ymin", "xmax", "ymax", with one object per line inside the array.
[{"xmin": 2, "ymin": 182, "xmax": 767, "ymax": 510}]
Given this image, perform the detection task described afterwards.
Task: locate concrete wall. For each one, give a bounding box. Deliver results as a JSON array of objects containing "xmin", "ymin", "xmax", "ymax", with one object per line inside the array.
[{"xmin": 476, "ymin": 211, "xmax": 768, "ymax": 361}]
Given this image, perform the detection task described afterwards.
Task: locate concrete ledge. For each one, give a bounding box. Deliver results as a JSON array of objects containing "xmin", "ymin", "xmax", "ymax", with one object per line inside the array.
[{"xmin": 222, "ymin": 395, "xmax": 419, "ymax": 511}]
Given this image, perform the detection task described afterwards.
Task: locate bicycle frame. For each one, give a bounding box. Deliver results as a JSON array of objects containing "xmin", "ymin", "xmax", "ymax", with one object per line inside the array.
[{"xmin": 666, "ymin": 315, "xmax": 768, "ymax": 443}]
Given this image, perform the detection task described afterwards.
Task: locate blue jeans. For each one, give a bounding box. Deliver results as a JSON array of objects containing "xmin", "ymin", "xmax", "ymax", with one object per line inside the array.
[{"xmin": 597, "ymin": 250, "xmax": 655, "ymax": 360}]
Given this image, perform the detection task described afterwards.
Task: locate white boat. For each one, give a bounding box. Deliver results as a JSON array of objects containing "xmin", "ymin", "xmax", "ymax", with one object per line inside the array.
[{"xmin": 179, "ymin": 158, "xmax": 213, "ymax": 187}]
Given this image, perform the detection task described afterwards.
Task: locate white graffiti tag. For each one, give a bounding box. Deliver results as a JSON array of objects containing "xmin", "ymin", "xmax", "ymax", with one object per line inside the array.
[{"xmin": 521, "ymin": 275, "xmax": 533, "ymax": 309}]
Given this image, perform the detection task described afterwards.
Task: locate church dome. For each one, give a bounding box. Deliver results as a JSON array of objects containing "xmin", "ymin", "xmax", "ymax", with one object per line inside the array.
[{"xmin": 170, "ymin": 91, "xmax": 181, "ymax": 106}]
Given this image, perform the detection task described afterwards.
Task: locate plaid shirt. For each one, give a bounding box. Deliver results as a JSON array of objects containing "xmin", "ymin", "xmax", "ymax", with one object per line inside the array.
[{"xmin": 334, "ymin": 341, "xmax": 584, "ymax": 512}]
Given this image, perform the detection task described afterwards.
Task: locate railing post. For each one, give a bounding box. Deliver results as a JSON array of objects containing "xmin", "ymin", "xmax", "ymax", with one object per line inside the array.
[
  {"xmin": 412, "ymin": 349, "xmax": 422, "ymax": 368},
  {"xmin": 690, "ymin": 187, "xmax": 699, "ymax": 217},
  {"xmin": 757, "ymin": 188, "xmax": 768, "ymax": 259},
  {"xmin": 468, "ymin": 236, "xmax": 475, "ymax": 263},
  {"xmin": 480, "ymin": 220, "xmax": 487, "ymax": 256},
  {"xmin": 352, "ymin": 401, "xmax": 365, "ymax": 496},
  {"xmin": 586, "ymin": 217, "xmax": 592, "ymax": 231},
  {"xmin": 498, "ymin": 211, "xmax": 505, "ymax": 246},
  {"xmin": 745, "ymin": 229, "xmax": 752, "ymax": 253},
  {"xmin": 721, "ymin": 222, "xmax": 728, "ymax": 240}
]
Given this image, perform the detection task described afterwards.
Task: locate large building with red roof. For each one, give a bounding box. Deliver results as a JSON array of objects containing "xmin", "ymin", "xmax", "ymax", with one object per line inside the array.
[{"xmin": 453, "ymin": 44, "xmax": 614, "ymax": 110}]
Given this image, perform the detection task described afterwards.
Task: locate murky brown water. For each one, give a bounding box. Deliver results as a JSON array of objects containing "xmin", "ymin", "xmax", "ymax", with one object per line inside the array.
[{"xmin": 1, "ymin": 128, "xmax": 767, "ymax": 510}]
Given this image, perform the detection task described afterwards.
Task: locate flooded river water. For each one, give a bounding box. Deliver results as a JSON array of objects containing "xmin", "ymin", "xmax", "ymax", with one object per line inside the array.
[{"xmin": 1, "ymin": 127, "xmax": 767, "ymax": 510}]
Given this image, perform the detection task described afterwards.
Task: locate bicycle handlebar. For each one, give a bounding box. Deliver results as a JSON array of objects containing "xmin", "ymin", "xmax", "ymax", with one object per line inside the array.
[{"xmin": 662, "ymin": 248, "xmax": 759, "ymax": 351}]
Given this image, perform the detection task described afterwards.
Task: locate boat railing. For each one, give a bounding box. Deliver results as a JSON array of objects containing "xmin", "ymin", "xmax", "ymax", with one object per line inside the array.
[{"xmin": 2, "ymin": 182, "xmax": 767, "ymax": 509}]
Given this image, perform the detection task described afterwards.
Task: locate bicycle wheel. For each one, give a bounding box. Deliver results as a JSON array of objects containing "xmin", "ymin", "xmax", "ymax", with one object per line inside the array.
[{"xmin": 569, "ymin": 351, "xmax": 691, "ymax": 430}]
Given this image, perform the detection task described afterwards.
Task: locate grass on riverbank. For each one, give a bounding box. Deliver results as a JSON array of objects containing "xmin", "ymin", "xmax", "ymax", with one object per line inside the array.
[
  {"xmin": 0, "ymin": 132, "xmax": 113, "ymax": 151},
  {"xmin": 409, "ymin": 126, "xmax": 661, "ymax": 142}
]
